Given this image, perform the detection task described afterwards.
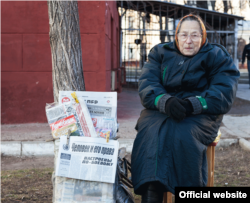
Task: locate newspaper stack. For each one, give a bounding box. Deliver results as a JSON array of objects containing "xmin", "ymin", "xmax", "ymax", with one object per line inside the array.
[
  {"xmin": 59, "ymin": 91, "xmax": 118, "ymax": 139},
  {"xmin": 49, "ymin": 91, "xmax": 119, "ymax": 203},
  {"xmin": 54, "ymin": 136, "xmax": 119, "ymax": 203},
  {"xmin": 54, "ymin": 177, "xmax": 115, "ymax": 203}
]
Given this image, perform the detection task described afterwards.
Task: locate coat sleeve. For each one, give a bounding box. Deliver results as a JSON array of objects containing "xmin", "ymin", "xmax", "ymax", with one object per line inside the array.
[
  {"xmin": 200, "ymin": 47, "xmax": 240, "ymax": 115},
  {"xmin": 138, "ymin": 45, "xmax": 172, "ymax": 111}
]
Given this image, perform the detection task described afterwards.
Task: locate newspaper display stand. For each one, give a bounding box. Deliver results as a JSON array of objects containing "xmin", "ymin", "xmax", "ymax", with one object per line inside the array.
[
  {"xmin": 47, "ymin": 91, "xmax": 134, "ymax": 202},
  {"xmin": 52, "ymin": 143, "xmax": 134, "ymax": 203}
]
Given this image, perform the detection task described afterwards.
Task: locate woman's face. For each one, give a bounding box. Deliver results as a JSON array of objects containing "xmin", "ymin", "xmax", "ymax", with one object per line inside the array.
[{"xmin": 177, "ymin": 20, "xmax": 202, "ymax": 56}]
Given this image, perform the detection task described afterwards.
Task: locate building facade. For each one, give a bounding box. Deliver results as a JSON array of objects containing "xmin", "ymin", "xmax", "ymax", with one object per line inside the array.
[{"xmin": 1, "ymin": 1, "xmax": 121, "ymax": 123}]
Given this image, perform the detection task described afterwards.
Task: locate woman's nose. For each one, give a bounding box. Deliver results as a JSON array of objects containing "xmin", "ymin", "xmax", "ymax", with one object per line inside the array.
[{"xmin": 186, "ymin": 36, "xmax": 192, "ymax": 43}]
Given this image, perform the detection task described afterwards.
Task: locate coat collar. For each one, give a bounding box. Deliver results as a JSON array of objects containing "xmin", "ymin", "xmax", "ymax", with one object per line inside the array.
[{"xmin": 163, "ymin": 39, "xmax": 213, "ymax": 55}]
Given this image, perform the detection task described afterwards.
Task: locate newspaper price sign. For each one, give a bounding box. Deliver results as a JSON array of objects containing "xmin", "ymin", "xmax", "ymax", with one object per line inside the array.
[{"xmin": 56, "ymin": 136, "xmax": 119, "ymax": 184}]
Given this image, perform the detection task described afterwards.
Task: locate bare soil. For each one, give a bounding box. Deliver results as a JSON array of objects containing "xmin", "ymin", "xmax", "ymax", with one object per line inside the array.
[
  {"xmin": 1, "ymin": 167, "xmax": 53, "ymax": 202},
  {"xmin": 1, "ymin": 156, "xmax": 54, "ymax": 203},
  {"xmin": 214, "ymin": 144, "xmax": 250, "ymax": 187},
  {"xmin": 1, "ymin": 144, "xmax": 250, "ymax": 202},
  {"xmin": 1, "ymin": 156, "xmax": 54, "ymax": 171}
]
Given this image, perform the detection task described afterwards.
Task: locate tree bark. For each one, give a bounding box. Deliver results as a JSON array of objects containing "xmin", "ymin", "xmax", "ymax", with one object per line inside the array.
[{"xmin": 48, "ymin": 0, "xmax": 85, "ymax": 102}]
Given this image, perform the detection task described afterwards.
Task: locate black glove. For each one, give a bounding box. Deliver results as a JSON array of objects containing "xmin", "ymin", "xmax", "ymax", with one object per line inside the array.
[
  {"xmin": 182, "ymin": 100, "xmax": 194, "ymax": 116},
  {"xmin": 165, "ymin": 97, "xmax": 186, "ymax": 122}
]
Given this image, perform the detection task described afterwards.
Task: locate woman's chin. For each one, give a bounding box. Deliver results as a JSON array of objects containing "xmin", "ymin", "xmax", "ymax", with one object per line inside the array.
[{"xmin": 181, "ymin": 50, "xmax": 197, "ymax": 56}]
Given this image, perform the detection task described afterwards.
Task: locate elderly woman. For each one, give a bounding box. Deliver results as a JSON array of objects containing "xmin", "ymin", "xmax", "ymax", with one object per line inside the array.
[{"xmin": 131, "ymin": 14, "xmax": 240, "ymax": 203}]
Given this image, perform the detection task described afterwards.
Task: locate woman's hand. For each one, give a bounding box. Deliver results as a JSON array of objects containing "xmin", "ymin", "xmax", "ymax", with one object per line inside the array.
[
  {"xmin": 181, "ymin": 100, "xmax": 194, "ymax": 116},
  {"xmin": 165, "ymin": 97, "xmax": 186, "ymax": 122},
  {"xmin": 165, "ymin": 98, "xmax": 194, "ymax": 122}
]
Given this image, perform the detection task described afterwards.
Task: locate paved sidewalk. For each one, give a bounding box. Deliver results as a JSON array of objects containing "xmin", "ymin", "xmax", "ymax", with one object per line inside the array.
[
  {"xmin": 220, "ymin": 84, "xmax": 250, "ymax": 142},
  {"xmin": 236, "ymin": 84, "xmax": 250, "ymax": 101},
  {"xmin": 1, "ymin": 123, "xmax": 52, "ymax": 141},
  {"xmin": 117, "ymin": 88, "xmax": 143, "ymax": 139},
  {"xmin": 1, "ymin": 85, "xmax": 250, "ymax": 156},
  {"xmin": 221, "ymin": 115, "xmax": 250, "ymax": 139}
]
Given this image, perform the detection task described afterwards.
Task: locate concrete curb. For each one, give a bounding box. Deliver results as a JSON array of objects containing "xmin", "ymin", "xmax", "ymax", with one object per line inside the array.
[
  {"xmin": 118, "ymin": 139, "xmax": 134, "ymax": 153},
  {"xmin": 1, "ymin": 139, "xmax": 135, "ymax": 157},
  {"xmin": 1, "ymin": 141, "xmax": 54, "ymax": 157},
  {"xmin": 215, "ymin": 139, "xmax": 238, "ymax": 148},
  {"xmin": 1, "ymin": 138, "xmax": 249, "ymax": 157},
  {"xmin": 1, "ymin": 141, "xmax": 22, "ymax": 156},
  {"xmin": 239, "ymin": 138, "xmax": 250, "ymax": 152},
  {"xmin": 22, "ymin": 141, "xmax": 54, "ymax": 156}
]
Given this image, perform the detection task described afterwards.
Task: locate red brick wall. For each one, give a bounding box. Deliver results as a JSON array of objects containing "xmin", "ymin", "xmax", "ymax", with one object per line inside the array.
[
  {"xmin": 1, "ymin": 1, "xmax": 120, "ymax": 124},
  {"xmin": 104, "ymin": 1, "xmax": 120, "ymax": 91}
]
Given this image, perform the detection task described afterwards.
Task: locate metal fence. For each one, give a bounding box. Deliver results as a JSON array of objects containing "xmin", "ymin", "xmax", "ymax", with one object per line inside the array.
[{"xmin": 118, "ymin": 1, "xmax": 244, "ymax": 88}]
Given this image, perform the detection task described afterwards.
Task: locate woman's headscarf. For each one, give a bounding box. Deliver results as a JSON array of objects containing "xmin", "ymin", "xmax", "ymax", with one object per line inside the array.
[{"xmin": 175, "ymin": 14, "xmax": 207, "ymax": 51}]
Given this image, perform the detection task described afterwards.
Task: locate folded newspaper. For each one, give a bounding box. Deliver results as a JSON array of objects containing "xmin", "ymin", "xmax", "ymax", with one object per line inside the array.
[
  {"xmin": 56, "ymin": 136, "xmax": 119, "ymax": 184},
  {"xmin": 59, "ymin": 91, "xmax": 118, "ymax": 139},
  {"xmin": 59, "ymin": 91, "xmax": 117, "ymax": 118},
  {"xmin": 46, "ymin": 95, "xmax": 97, "ymax": 139},
  {"xmin": 54, "ymin": 177, "xmax": 115, "ymax": 203},
  {"xmin": 53, "ymin": 138, "xmax": 116, "ymax": 203}
]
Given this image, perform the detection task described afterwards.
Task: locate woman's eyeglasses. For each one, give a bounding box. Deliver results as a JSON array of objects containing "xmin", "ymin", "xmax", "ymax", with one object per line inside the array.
[{"xmin": 177, "ymin": 33, "xmax": 202, "ymax": 41}]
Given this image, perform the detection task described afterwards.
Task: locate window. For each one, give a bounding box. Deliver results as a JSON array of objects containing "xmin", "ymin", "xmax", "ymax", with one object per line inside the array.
[
  {"xmin": 185, "ymin": 0, "xmax": 197, "ymax": 7},
  {"xmin": 240, "ymin": 0, "xmax": 245, "ymax": 9},
  {"xmin": 128, "ymin": 16, "xmax": 134, "ymax": 29},
  {"xmin": 227, "ymin": 1, "xmax": 233, "ymax": 13},
  {"xmin": 128, "ymin": 44, "xmax": 134, "ymax": 59},
  {"xmin": 207, "ymin": 0, "xmax": 213, "ymax": 10},
  {"xmin": 239, "ymin": 20, "xmax": 250, "ymax": 31}
]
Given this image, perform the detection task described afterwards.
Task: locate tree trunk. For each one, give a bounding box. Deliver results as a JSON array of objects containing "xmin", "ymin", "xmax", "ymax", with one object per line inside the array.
[{"xmin": 48, "ymin": 0, "xmax": 85, "ymax": 102}]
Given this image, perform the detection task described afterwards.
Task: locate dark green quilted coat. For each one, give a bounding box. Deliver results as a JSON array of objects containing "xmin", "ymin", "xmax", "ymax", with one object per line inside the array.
[{"xmin": 131, "ymin": 40, "xmax": 240, "ymax": 195}]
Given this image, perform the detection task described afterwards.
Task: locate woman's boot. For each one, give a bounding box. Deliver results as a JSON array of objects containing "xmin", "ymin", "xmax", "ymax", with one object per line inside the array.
[{"xmin": 141, "ymin": 182, "xmax": 164, "ymax": 203}]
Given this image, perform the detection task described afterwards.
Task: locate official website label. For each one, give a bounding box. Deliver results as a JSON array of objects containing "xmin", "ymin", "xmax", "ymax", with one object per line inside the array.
[{"xmin": 175, "ymin": 187, "xmax": 250, "ymax": 203}]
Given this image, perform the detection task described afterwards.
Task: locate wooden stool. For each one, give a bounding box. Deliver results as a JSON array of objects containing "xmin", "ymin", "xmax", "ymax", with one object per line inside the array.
[{"xmin": 163, "ymin": 130, "xmax": 221, "ymax": 203}]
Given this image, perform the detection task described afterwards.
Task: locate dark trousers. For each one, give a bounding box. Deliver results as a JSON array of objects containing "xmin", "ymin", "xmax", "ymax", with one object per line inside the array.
[
  {"xmin": 141, "ymin": 182, "xmax": 164, "ymax": 203},
  {"xmin": 248, "ymin": 60, "xmax": 250, "ymax": 86}
]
